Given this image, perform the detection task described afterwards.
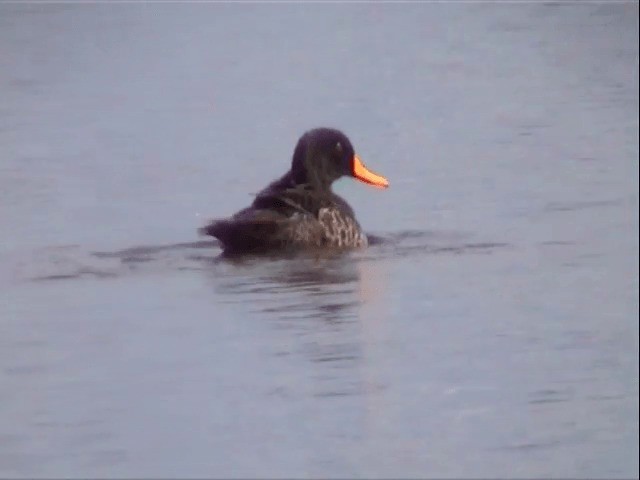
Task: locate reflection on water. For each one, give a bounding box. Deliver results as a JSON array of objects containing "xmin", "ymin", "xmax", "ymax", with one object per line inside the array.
[
  {"xmin": 211, "ymin": 254, "xmax": 368, "ymax": 398},
  {"xmin": 214, "ymin": 254, "xmax": 360, "ymax": 312}
]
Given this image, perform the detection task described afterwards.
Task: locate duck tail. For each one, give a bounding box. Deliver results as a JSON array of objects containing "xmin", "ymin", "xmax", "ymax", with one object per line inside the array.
[{"xmin": 198, "ymin": 216, "xmax": 284, "ymax": 252}]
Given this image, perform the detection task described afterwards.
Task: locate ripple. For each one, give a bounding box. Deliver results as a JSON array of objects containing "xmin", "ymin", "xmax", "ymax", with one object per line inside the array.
[{"xmin": 12, "ymin": 230, "xmax": 511, "ymax": 285}]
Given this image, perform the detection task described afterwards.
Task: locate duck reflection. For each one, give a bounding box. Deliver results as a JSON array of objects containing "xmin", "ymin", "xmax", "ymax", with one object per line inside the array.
[
  {"xmin": 214, "ymin": 251, "xmax": 361, "ymax": 323},
  {"xmin": 211, "ymin": 252, "xmax": 374, "ymax": 398}
]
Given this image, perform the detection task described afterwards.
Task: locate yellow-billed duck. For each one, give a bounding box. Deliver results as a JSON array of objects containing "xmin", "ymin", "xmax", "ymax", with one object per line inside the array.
[{"xmin": 199, "ymin": 128, "xmax": 389, "ymax": 253}]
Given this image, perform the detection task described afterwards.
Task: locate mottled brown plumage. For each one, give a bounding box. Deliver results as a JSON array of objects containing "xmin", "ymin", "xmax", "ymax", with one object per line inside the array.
[{"xmin": 199, "ymin": 128, "xmax": 389, "ymax": 254}]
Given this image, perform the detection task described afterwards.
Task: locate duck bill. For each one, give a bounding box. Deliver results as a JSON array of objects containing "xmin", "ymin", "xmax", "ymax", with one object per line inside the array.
[{"xmin": 351, "ymin": 155, "xmax": 389, "ymax": 188}]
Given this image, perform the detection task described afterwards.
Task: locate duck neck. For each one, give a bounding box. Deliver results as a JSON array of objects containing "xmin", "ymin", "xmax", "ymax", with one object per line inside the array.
[{"xmin": 291, "ymin": 168, "xmax": 332, "ymax": 192}]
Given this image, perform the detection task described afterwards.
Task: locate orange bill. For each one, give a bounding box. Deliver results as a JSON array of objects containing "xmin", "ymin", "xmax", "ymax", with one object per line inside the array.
[{"xmin": 352, "ymin": 154, "xmax": 389, "ymax": 188}]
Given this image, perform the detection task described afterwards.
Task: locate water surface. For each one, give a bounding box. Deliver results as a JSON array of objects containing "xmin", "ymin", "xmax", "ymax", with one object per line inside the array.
[{"xmin": 0, "ymin": 3, "xmax": 638, "ymax": 478}]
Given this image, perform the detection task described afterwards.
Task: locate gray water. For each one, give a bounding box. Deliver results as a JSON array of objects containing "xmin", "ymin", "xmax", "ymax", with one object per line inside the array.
[{"xmin": 1, "ymin": 3, "xmax": 638, "ymax": 478}]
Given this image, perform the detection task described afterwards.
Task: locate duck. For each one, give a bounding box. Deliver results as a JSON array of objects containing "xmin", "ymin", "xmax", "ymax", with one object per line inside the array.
[{"xmin": 199, "ymin": 128, "xmax": 389, "ymax": 254}]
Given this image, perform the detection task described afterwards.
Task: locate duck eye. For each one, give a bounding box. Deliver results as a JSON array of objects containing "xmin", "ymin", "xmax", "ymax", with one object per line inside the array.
[{"xmin": 335, "ymin": 142, "xmax": 343, "ymax": 154}]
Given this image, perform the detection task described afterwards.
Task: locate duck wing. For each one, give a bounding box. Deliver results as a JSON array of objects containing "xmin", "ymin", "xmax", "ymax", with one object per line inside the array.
[
  {"xmin": 199, "ymin": 204, "xmax": 325, "ymax": 253},
  {"xmin": 199, "ymin": 185, "xmax": 356, "ymax": 252},
  {"xmin": 200, "ymin": 207, "xmax": 288, "ymax": 251}
]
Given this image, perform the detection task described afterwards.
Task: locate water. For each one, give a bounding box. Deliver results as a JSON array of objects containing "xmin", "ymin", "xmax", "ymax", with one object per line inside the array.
[{"xmin": 1, "ymin": 3, "xmax": 638, "ymax": 478}]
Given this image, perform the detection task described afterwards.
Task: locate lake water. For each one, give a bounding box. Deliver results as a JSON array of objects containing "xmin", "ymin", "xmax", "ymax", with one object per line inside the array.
[{"xmin": 1, "ymin": 2, "xmax": 638, "ymax": 478}]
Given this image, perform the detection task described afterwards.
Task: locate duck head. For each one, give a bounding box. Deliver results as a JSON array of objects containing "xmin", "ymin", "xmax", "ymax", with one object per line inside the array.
[{"xmin": 290, "ymin": 128, "xmax": 389, "ymax": 190}]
